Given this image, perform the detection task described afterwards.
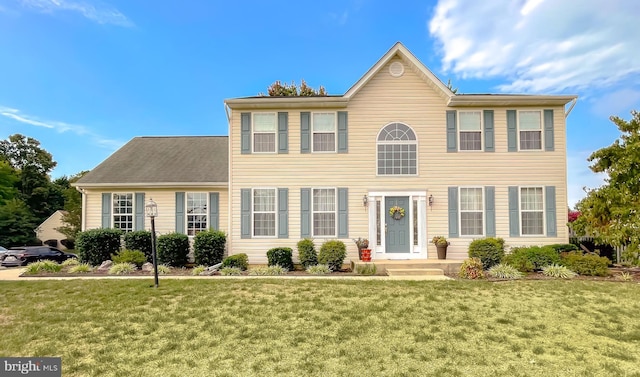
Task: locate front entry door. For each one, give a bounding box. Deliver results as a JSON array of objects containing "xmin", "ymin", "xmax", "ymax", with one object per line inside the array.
[{"xmin": 385, "ymin": 196, "xmax": 410, "ymax": 253}]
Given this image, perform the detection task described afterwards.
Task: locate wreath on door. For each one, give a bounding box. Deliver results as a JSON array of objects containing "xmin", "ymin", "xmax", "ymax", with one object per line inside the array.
[{"xmin": 389, "ymin": 206, "xmax": 405, "ymax": 220}]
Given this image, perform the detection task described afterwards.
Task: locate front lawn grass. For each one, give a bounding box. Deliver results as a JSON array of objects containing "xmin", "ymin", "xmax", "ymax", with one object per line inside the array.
[{"xmin": 1, "ymin": 279, "xmax": 639, "ymax": 376}]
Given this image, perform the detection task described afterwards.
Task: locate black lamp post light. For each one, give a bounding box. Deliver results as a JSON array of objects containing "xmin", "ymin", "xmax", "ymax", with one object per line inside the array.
[{"xmin": 145, "ymin": 198, "xmax": 159, "ymax": 288}]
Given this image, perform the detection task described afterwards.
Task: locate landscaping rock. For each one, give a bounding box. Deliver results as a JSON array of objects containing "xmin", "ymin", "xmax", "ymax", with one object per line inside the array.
[
  {"xmin": 141, "ymin": 262, "xmax": 153, "ymax": 272},
  {"xmin": 199, "ymin": 263, "xmax": 223, "ymax": 276},
  {"xmin": 97, "ymin": 260, "xmax": 113, "ymax": 271}
]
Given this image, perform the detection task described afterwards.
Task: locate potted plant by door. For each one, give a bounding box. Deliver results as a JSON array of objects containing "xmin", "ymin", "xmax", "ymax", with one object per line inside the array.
[
  {"xmin": 432, "ymin": 236, "xmax": 449, "ymax": 260},
  {"xmin": 353, "ymin": 238, "xmax": 371, "ymax": 262}
]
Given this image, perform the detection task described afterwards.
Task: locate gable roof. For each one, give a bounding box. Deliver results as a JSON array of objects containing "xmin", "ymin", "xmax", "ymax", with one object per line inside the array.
[
  {"xmin": 75, "ymin": 136, "xmax": 228, "ymax": 187},
  {"xmin": 225, "ymin": 42, "xmax": 577, "ymax": 109}
]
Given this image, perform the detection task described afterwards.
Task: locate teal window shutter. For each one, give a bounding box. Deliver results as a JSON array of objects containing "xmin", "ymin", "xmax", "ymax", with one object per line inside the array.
[
  {"xmin": 337, "ymin": 111, "xmax": 348, "ymax": 153},
  {"xmin": 135, "ymin": 192, "xmax": 145, "ymax": 231},
  {"xmin": 241, "ymin": 112, "xmax": 251, "ymax": 154},
  {"xmin": 507, "ymin": 110, "xmax": 517, "ymax": 152},
  {"xmin": 278, "ymin": 188, "xmax": 288, "ymax": 238},
  {"xmin": 508, "ymin": 186, "xmax": 520, "ymax": 237},
  {"xmin": 101, "ymin": 193, "xmax": 111, "ymax": 228},
  {"xmin": 545, "ymin": 186, "xmax": 557, "ymax": 236},
  {"xmin": 446, "ymin": 111, "xmax": 457, "ymax": 152},
  {"xmin": 241, "ymin": 189, "xmax": 251, "ymax": 239},
  {"xmin": 209, "ymin": 192, "xmax": 219, "ymax": 230},
  {"xmin": 485, "ymin": 186, "xmax": 495, "ymax": 237},
  {"xmin": 338, "ymin": 188, "xmax": 348, "ymax": 237},
  {"xmin": 300, "ymin": 112, "xmax": 311, "ymax": 153},
  {"xmin": 448, "ymin": 187, "xmax": 459, "ymax": 237},
  {"xmin": 544, "ymin": 110, "xmax": 554, "ymax": 151},
  {"xmin": 300, "ymin": 188, "xmax": 311, "ymax": 237},
  {"xmin": 483, "ymin": 110, "xmax": 495, "ymax": 152},
  {"xmin": 175, "ymin": 192, "xmax": 185, "ymax": 234},
  {"xmin": 278, "ymin": 112, "xmax": 288, "ymax": 154}
]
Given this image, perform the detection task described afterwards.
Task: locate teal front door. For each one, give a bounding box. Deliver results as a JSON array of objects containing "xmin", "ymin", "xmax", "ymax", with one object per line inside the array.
[{"xmin": 385, "ymin": 196, "xmax": 410, "ymax": 253}]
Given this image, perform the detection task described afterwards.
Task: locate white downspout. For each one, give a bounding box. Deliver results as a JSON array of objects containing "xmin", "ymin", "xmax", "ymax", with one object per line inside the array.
[{"xmin": 75, "ymin": 186, "xmax": 87, "ymax": 231}]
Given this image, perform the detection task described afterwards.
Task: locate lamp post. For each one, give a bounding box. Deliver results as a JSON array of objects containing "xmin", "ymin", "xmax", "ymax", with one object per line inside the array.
[{"xmin": 145, "ymin": 198, "xmax": 159, "ymax": 288}]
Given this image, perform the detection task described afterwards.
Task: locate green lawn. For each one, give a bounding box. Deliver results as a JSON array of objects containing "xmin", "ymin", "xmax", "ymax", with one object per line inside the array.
[{"xmin": 1, "ymin": 279, "xmax": 639, "ymax": 376}]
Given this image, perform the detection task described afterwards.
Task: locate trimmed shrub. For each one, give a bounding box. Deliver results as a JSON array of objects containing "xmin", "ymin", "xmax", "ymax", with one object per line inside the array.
[
  {"xmin": 123, "ymin": 230, "xmax": 152, "ymax": 262},
  {"xmin": 267, "ymin": 247, "xmax": 294, "ymax": 270},
  {"xmin": 468, "ymin": 237, "xmax": 505, "ymax": 269},
  {"xmin": 248, "ymin": 266, "xmax": 288, "ymax": 276},
  {"xmin": 561, "ymin": 252, "xmax": 610, "ymax": 276},
  {"xmin": 112, "ymin": 249, "xmax": 147, "ymax": 268},
  {"xmin": 76, "ymin": 228, "xmax": 122, "ymax": 266},
  {"xmin": 542, "ymin": 264, "xmax": 577, "ymax": 279},
  {"xmin": 194, "ymin": 230, "xmax": 226, "ymax": 266},
  {"xmin": 297, "ymin": 239, "xmax": 317, "ymax": 269},
  {"xmin": 192, "ymin": 265, "xmax": 207, "ymax": 276},
  {"xmin": 157, "ymin": 233, "xmax": 190, "ymax": 267},
  {"xmin": 306, "ymin": 264, "xmax": 331, "ymax": 275},
  {"xmin": 548, "ymin": 243, "xmax": 579, "ymax": 254},
  {"xmin": 220, "ymin": 267, "xmax": 243, "ymax": 276},
  {"xmin": 60, "ymin": 239, "xmax": 75, "ymax": 249},
  {"xmin": 355, "ymin": 264, "xmax": 377, "ymax": 276},
  {"xmin": 502, "ymin": 246, "xmax": 561, "ymax": 272},
  {"xmin": 318, "ymin": 240, "xmax": 347, "ymax": 271},
  {"xmin": 222, "ymin": 254, "xmax": 249, "ymax": 270},
  {"xmin": 487, "ymin": 264, "xmax": 524, "ymax": 279},
  {"xmin": 458, "ymin": 258, "xmax": 485, "ymax": 279},
  {"xmin": 69, "ymin": 263, "xmax": 93, "ymax": 274},
  {"xmin": 108, "ymin": 262, "xmax": 136, "ymax": 275}
]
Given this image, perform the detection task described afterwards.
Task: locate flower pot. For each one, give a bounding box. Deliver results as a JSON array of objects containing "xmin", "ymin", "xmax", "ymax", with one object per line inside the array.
[
  {"xmin": 436, "ymin": 245, "xmax": 447, "ymax": 260},
  {"xmin": 361, "ymin": 249, "xmax": 372, "ymax": 262}
]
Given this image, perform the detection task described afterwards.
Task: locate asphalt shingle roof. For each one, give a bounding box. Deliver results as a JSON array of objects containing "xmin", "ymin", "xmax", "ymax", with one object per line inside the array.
[{"xmin": 76, "ymin": 136, "xmax": 228, "ymax": 185}]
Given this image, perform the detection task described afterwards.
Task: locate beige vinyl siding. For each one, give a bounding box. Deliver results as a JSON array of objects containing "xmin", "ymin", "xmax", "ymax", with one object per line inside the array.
[
  {"xmin": 36, "ymin": 211, "xmax": 68, "ymax": 249},
  {"xmin": 83, "ymin": 188, "xmax": 229, "ymax": 237},
  {"xmin": 229, "ymin": 56, "xmax": 569, "ymax": 263}
]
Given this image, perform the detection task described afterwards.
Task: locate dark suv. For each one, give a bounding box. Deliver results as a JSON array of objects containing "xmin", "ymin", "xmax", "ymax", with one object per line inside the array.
[{"xmin": 0, "ymin": 246, "xmax": 78, "ymax": 267}]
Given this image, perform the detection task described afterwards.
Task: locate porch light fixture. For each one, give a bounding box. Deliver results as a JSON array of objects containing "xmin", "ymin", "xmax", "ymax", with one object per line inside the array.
[
  {"xmin": 428, "ymin": 195, "xmax": 434, "ymax": 207},
  {"xmin": 363, "ymin": 195, "xmax": 368, "ymax": 207},
  {"xmin": 145, "ymin": 198, "xmax": 159, "ymax": 288}
]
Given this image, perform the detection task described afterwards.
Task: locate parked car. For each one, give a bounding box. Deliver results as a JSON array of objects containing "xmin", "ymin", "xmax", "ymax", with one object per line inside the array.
[
  {"xmin": 0, "ymin": 246, "xmax": 7, "ymax": 261},
  {"xmin": 0, "ymin": 246, "xmax": 78, "ymax": 267}
]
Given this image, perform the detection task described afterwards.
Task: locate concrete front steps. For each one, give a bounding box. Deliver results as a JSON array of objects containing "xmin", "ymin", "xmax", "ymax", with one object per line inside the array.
[{"xmin": 351, "ymin": 259, "xmax": 461, "ymax": 280}]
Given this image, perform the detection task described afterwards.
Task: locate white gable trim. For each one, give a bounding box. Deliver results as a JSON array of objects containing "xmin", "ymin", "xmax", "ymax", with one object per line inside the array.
[{"xmin": 344, "ymin": 42, "xmax": 455, "ymax": 100}]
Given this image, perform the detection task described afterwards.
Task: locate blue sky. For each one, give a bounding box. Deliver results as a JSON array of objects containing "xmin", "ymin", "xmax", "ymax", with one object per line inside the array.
[{"xmin": 1, "ymin": 0, "xmax": 638, "ymax": 206}]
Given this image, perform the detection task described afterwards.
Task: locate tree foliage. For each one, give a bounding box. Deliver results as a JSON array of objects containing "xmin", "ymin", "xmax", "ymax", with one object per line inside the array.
[
  {"xmin": 572, "ymin": 110, "xmax": 640, "ymax": 251},
  {"xmin": 0, "ymin": 134, "xmax": 56, "ymax": 174},
  {"xmin": 0, "ymin": 198, "xmax": 39, "ymax": 246},
  {"xmin": 260, "ymin": 79, "xmax": 327, "ymax": 97},
  {"xmin": 57, "ymin": 171, "xmax": 88, "ymax": 240}
]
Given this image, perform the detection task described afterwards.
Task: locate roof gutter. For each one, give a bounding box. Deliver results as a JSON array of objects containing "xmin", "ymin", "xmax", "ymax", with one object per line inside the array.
[
  {"xmin": 447, "ymin": 95, "xmax": 578, "ymax": 107},
  {"xmin": 72, "ymin": 182, "xmax": 229, "ymax": 188},
  {"xmin": 224, "ymin": 96, "xmax": 349, "ymax": 110}
]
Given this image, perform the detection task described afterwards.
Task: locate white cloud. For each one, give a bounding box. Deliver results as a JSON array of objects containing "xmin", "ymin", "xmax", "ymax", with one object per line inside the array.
[
  {"xmin": 0, "ymin": 105, "xmax": 123, "ymax": 150},
  {"xmin": 17, "ymin": 0, "xmax": 133, "ymax": 27},
  {"xmin": 429, "ymin": 0, "xmax": 640, "ymax": 93}
]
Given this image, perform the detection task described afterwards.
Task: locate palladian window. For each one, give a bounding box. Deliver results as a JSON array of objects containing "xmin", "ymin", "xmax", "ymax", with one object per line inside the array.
[{"xmin": 377, "ymin": 123, "xmax": 417, "ymax": 175}]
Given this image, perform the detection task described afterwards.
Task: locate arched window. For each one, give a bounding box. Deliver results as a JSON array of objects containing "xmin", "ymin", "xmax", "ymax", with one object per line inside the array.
[{"xmin": 377, "ymin": 123, "xmax": 417, "ymax": 175}]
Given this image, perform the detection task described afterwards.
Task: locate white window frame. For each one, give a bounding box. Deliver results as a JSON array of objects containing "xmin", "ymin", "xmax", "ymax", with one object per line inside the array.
[
  {"xmin": 519, "ymin": 186, "xmax": 545, "ymax": 236},
  {"xmin": 112, "ymin": 192, "xmax": 134, "ymax": 233},
  {"xmin": 252, "ymin": 188, "xmax": 277, "ymax": 238},
  {"xmin": 458, "ymin": 111, "xmax": 483, "ymax": 151},
  {"xmin": 312, "ymin": 187, "xmax": 337, "ymax": 237},
  {"xmin": 459, "ymin": 187, "xmax": 484, "ymax": 237},
  {"xmin": 517, "ymin": 110, "xmax": 543, "ymax": 151},
  {"xmin": 375, "ymin": 122, "xmax": 419, "ymax": 176},
  {"xmin": 311, "ymin": 112, "xmax": 337, "ymax": 153},
  {"xmin": 252, "ymin": 112, "xmax": 277, "ymax": 154},
  {"xmin": 186, "ymin": 192, "xmax": 208, "ymax": 236}
]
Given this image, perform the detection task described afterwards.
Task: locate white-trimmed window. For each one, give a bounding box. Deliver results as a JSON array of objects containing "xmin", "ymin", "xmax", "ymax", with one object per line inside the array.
[
  {"xmin": 312, "ymin": 188, "xmax": 336, "ymax": 236},
  {"xmin": 459, "ymin": 111, "xmax": 482, "ymax": 151},
  {"xmin": 519, "ymin": 111, "xmax": 542, "ymax": 150},
  {"xmin": 312, "ymin": 112, "xmax": 336, "ymax": 152},
  {"xmin": 253, "ymin": 112, "xmax": 277, "ymax": 153},
  {"xmin": 187, "ymin": 192, "xmax": 208, "ymax": 236},
  {"xmin": 253, "ymin": 189, "xmax": 276, "ymax": 237},
  {"xmin": 377, "ymin": 123, "xmax": 418, "ymax": 175},
  {"xmin": 521, "ymin": 187, "xmax": 544, "ymax": 235},
  {"xmin": 113, "ymin": 193, "xmax": 133, "ymax": 232},
  {"xmin": 460, "ymin": 188, "xmax": 483, "ymax": 236}
]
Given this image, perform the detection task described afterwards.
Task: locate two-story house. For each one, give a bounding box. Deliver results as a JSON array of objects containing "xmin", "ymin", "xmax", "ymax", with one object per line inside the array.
[{"xmin": 75, "ymin": 42, "xmax": 577, "ymax": 264}]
